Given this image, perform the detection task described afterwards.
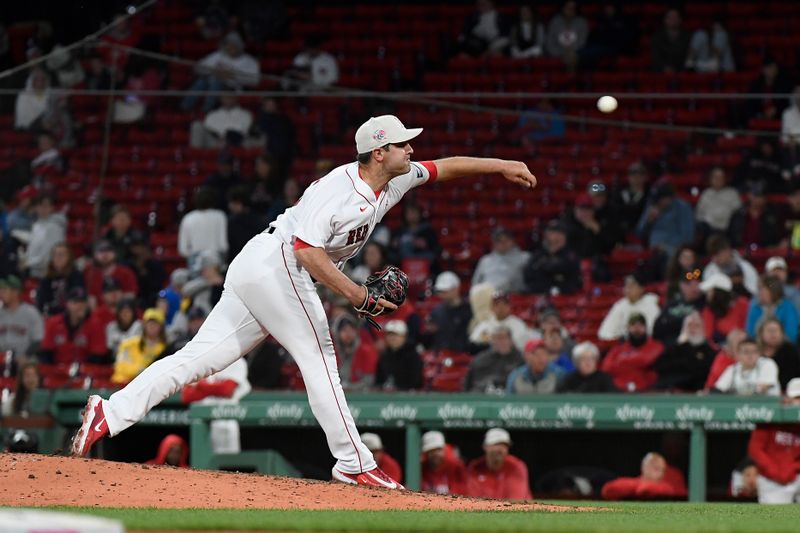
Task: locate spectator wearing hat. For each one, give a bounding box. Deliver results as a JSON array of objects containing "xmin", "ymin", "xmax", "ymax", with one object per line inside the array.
[
  {"xmin": 543, "ymin": 327, "xmax": 574, "ymax": 373},
  {"xmin": 159, "ymin": 268, "xmax": 190, "ymax": 327},
  {"xmin": 598, "ymin": 273, "xmax": 661, "ymax": 340},
  {"xmin": 506, "ymin": 338, "xmax": 564, "ymax": 394},
  {"xmin": 746, "ymin": 275, "xmax": 799, "ymax": 343},
  {"xmin": 704, "ymin": 328, "xmax": 747, "ymax": 390},
  {"xmin": 190, "ymin": 94, "xmax": 254, "ymax": 149},
  {"xmin": 112, "ymin": 307, "xmax": 168, "ymax": 384},
  {"xmin": 601, "ymin": 452, "xmax": 687, "ymax": 500},
  {"xmin": 614, "ymin": 162, "xmax": 650, "ymax": 236},
  {"xmin": 360, "ymin": 433, "xmax": 403, "ymax": 483},
  {"xmin": 585, "ymin": 180, "xmax": 623, "ymax": 249},
  {"xmin": 426, "ymin": 272, "xmax": 473, "ymax": 353},
  {"xmin": 182, "ymin": 251, "xmax": 225, "ymax": 315},
  {"xmin": 729, "ymin": 182, "xmax": 784, "ymax": 249},
  {"xmin": 40, "ymin": 287, "xmax": 107, "ymax": 365},
  {"xmin": 563, "ymin": 189, "xmax": 621, "ymax": 260},
  {"xmin": 146, "ymin": 434, "xmax": 189, "ymax": 468},
  {"xmin": 35, "ymin": 242, "xmax": 83, "ymax": 317},
  {"xmin": 332, "ymin": 314, "xmax": 378, "ymax": 391},
  {"xmin": 105, "ymin": 298, "xmax": 142, "ymax": 356},
  {"xmin": 168, "ymin": 306, "xmax": 207, "ymax": 353},
  {"xmin": 472, "ymin": 227, "xmax": 529, "ymax": 294},
  {"xmin": 601, "ymin": 313, "xmax": 664, "ymax": 391},
  {"xmin": 636, "ymin": 180, "xmax": 695, "ymax": 260},
  {"xmin": 179, "ymin": 187, "xmax": 228, "ymax": 273},
  {"xmin": 0, "ymin": 275, "xmax": 44, "ymax": 365},
  {"xmin": 700, "ymin": 272, "xmax": 750, "ymax": 348},
  {"xmin": 83, "ymin": 239, "xmax": 138, "ymax": 304},
  {"xmin": 713, "ymin": 337, "xmax": 780, "ymax": 396},
  {"xmin": 523, "ymin": 220, "xmax": 581, "ymax": 295},
  {"xmin": 128, "ymin": 233, "xmax": 166, "ymax": 309},
  {"xmin": 181, "ymin": 31, "xmax": 260, "ymax": 112},
  {"xmin": 374, "ymin": 320, "xmax": 423, "ymax": 391},
  {"xmin": 92, "ymin": 278, "xmax": 125, "ymax": 330},
  {"xmin": 470, "ymin": 291, "xmax": 536, "ymax": 353},
  {"xmin": 765, "ymin": 256, "xmax": 800, "ymax": 315},
  {"xmin": 702, "ymin": 235, "xmax": 759, "ymax": 296},
  {"xmin": 654, "ymin": 312, "xmax": 715, "ymax": 391},
  {"xmin": 654, "ymin": 267, "xmax": 705, "ymax": 344},
  {"xmin": 757, "ymin": 318, "xmax": 800, "ymax": 390},
  {"xmin": 227, "ymin": 185, "xmax": 267, "ymax": 262},
  {"xmin": 557, "ymin": 341, "xmax": 617, "ymax": 393},
  {"xmin": 747, "ymin": 378, "xmax": 800, "ymax": 504},
  {"xmin": 6, "ymin": 186, "xmax": 38, "ymax": 235},
  {"xmin": 467, "ymin": 428, "xmax": 532, "ymax": 500},
  {"xmin": 25, "ymin": 194, "xmax": 66, "ymax": 279},
  {"xmin": 102, "ymin": 204, "xmax": 137, "ymax": 263},
  {"xmin": 421, "ymin": 431, "xmax": 468, "ymax": 496},
  {"xmin": 466, "ymin": 326, "xmax": 523, "ymax": 393},
  {"xmin": 695, "ymin": 166, "xmax": 742, "ymax": 239}
]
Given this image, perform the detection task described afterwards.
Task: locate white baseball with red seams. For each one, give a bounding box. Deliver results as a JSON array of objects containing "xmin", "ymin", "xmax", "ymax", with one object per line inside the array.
[{"xmin": 98, "ymin": 156, "xmax": 435, "ymax": 476}]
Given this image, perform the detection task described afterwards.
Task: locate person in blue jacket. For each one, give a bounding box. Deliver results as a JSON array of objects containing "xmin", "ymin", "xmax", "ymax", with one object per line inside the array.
[{"xmin": 746, "ymin": 274, "xmax": 799, "ymax": 343}]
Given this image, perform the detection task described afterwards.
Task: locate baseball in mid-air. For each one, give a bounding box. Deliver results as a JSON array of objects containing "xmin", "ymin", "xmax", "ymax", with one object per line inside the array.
[{"xmin": 597, "ymin": 95, "xmax": 618, "ymax": 113}]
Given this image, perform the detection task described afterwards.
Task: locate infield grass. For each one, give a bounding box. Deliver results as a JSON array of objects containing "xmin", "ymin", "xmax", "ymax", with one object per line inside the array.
[{"xmin": 59, "ymin": 502, "xmax": 800, "ymax": 532}]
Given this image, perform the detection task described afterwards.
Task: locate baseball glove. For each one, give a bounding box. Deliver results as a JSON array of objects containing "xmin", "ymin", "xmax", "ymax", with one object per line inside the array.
[{"xmin": 354, "ymin": 266, "xmax": 409, "ymax": 330}]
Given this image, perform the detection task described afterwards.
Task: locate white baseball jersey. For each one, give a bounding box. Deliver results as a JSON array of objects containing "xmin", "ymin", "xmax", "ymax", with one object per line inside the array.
[{"xmin": 269, "ymin": 161, "xmax": 437, "ymax": 268}]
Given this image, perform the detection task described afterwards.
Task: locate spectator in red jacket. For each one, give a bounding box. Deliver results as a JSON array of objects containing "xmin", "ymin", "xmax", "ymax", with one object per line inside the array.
[
  {"xmin": 39, "ymin": 287, "xmax": 108, "ymax": 365},
  {"xmin": 601, "ymin": 452, "xmax": 688, "ymax": 500},
  {"xmin": 600, "ymin": 313, "xmax": 665, "ymax": 392},
  {"xmin": 421, "ymin": 430, "xmax": 468, "ymax": 495},
  {"xmin": 332, "ymin": 314, "xmax": 378, "ymax": 390},
  {"xmin": 699, "ymin": 272, "xmax": 749, "ymax": 349},
  {"xmin": 748, "ymin": 378, "xmax": 800, "ymax": 503},
  {"xmin": 704, "ymin": 328, "xmax": 747, "ymax": 390},
  {"xmin": 83, "ymin": 240, "xmax": 138, "ymax": 305},
  {"xmin": 360, "ymin": 432, "xmax": 403, "ymax": 483},
  {"xmin": 466, "ymin": 428, "xmax": 532, "ymax": 500},
  {"xmin": 92, "ymin": 278, "xmax": 124, "ymax": 330},
  {"xmin": 146, "ymin": 434, "xmax": 189, "ymax": 468}
]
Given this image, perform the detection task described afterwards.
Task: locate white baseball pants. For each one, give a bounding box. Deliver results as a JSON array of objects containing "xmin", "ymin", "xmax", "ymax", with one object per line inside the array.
[
  {"xmin": 757, "ymin": 475, "xmax": 800, "ymax": 504},
  {"xmin": 102, "ymin": 232, "xmax": 376, "ymax": 474}
]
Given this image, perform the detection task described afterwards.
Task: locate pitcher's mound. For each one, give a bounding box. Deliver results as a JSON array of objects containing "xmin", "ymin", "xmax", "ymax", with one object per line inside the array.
[{"xmin": 1, "ymin": 453, "xmax": 581, "ymax": 512}]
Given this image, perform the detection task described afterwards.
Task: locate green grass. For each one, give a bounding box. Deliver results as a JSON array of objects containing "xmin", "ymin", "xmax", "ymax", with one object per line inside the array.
[{"xmin": 41, "ymin": 503, "xmax": 800, "ymax": 532}]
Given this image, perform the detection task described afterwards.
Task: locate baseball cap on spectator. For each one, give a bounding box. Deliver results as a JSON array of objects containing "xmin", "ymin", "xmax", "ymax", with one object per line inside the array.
[
  {"xmin": 170, "ymin": 268, "xmax": 190, "ymax": 287},
  {"xmin": 491, "ymin": 226, "xmax": 513, "ymax": 241},
  {"xmin": 102, "ymin": 278, "xmax": 121, "ymax": 293},
  {"xmin": 483, "ymin": 427, "xmax": 511, "ymax": 447},
  {"xmin": 0, "ymin": 275, "xmax": 22, "ymax": 290},
  {"xmin": 143, "ymin": 308, "xmax": 165, "ymax": 325},
  {"xmin": 421, "ymin": 431, "xmax": 446, "ymax": 453},
  {"xmin": 628, "ymin": 312, "xmax": 647, "ymax": 326},
  {"xmin": 360, "ymin": 432, "xmax": 383, "ymax": 452},
  {"xmin": 524, "ymin": 338, "xmax": 544, "ymax": 352},
  {"xmin": 587, "ymin": 180, "xmax": 607, "ymax": 195},
  {"xmin": 434, "ymin": 271, "xmax": 460, "ymax": 292},
  {"xmin": 16, "ymin": 185, "xmax": 39, "ymax": 202},
  {"xmin": 384, "ymin": 320, "xmax": 408, "ymax": 336},
  {"xmin": 786, "ymin": 378, "xmax": 800, "ymax": 399},
  {"xmin": 766, "ymin": 257, "xmax": 788, "ymax": 273},
  {"xmin": 575, "ymin": 193, "xmax": 593, "ymax": 208},
  {"xmin": 538, "ymin": 307, "xmax": 561, "ymax": 324},
  {"xmin": 545, "ymin": 219, "xmax": 567, "ymax": 234},
  {"xmin": 187, "ymin": 307, "xmax": 207, "ymax": 321},
  {"xmin": 355, "ymin": 115, "xmax": 423, "ymax": 154},
  {"xmin": 94, "ymin": 240, "xmax": 114, "ymax": 253},
  {"xmin": 680, "ymin": 267, "xmax": 702, "ymax": 283},
  {"xmin": 699, "ymin": 272, "xmax": 733, "ymax": 292},
  {"xmin": 628, "ymin": 162, "xmax": 647, "ymax": 175},
  {"xmin": 67, "ymin": 287, "xmax": 88, "ymax": 301}
]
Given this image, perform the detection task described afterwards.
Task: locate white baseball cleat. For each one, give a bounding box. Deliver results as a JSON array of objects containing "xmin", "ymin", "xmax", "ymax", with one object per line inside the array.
[{"xmin": 332, "ymin": 466, "xmax": 405, "ymax": 489}]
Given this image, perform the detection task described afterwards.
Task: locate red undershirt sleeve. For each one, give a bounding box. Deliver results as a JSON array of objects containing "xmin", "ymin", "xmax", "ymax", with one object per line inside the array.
[
  {"xmin": 420, "ymin": 161, "xmax": 438, "ymax": 183},
  {"xmin": 293, "ymin": 237, "xmax": 314, "ymax": 250}
]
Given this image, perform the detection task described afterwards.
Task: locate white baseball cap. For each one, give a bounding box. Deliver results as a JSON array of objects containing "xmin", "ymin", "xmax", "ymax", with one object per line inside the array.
[
  {"xmin": 384, "ymin": 320, "xmax": 408, "ymax": 336},
  {"xmin": 699, "ymin": 272, "xmax": 732, "ymax": 292},
  {"xmin": 483, "ymin": 427, "xmax": 511, "ymax": 447},
  {"xmin": 434, "ymin": 271, "xmax": 460, "ymax": 292},
  {"xmin": 787, "ymin": 378, "xmax": 800, "ymax": 399},
  {"xmin": 421, "ymin": 431, "xmax": 446, "ymax": 453},
  {"xmin": 360, "ymin": 432, "xmax": 383, "ymax": 452},
  {"xmin": 355, "ymin": 115, "xmax": 423, "ymax": 154},
  {"xmin": 765, "ymin": 256, "xmax": 788, "ymax": 272}
]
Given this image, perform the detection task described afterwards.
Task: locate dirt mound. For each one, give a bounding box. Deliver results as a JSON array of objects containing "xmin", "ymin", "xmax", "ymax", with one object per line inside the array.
[{"xmin": 2, "ymin": 453, "xmax": 580, "ymax": 512}]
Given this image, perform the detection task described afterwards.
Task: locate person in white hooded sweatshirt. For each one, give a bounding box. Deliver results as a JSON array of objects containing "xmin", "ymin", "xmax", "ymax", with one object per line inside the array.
[
  {"xmin": 26, "ymin": 194, "xmax": 66, "ymax": 279},
  {"xmin": 598, "ymin": 273, "xmax": 661, "ymax": 340}
]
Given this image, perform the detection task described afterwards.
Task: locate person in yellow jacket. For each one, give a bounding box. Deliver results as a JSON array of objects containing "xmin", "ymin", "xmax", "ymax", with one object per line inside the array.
[{"xmin": 112, "ymin": 308, "xmax": 168, "ymax": 384}]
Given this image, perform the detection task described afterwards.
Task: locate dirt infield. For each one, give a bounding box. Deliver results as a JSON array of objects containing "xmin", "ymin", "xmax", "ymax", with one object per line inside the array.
[{"xmin": 2, "ymin": 453, "xmax": 580, "ymax": 512}]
